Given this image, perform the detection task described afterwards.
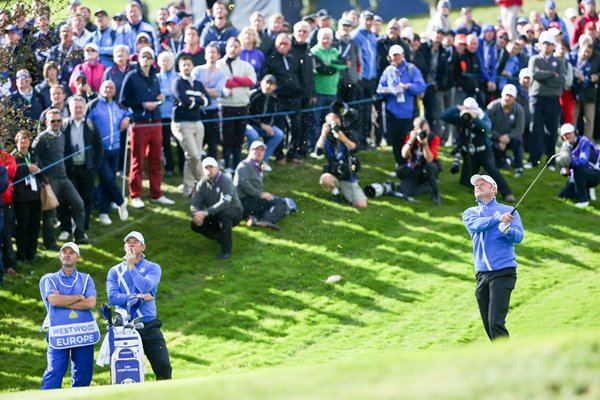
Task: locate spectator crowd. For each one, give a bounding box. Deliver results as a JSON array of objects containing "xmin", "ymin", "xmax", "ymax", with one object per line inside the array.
[{"xmin": 0, "ymin": 0, "xmax": 599, "ymax": 279}]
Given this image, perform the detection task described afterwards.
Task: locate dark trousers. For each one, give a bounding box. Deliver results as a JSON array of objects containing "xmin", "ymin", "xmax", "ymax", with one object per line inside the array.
[
  {"xmin": 358, "ymin": 79, "xmax": 377, "ymax": 147},
  {"xmin": 386, "ymin": 112, "xmax": 413, "ymax": 165},
  {"xmin": 529, "ymin": 96, "xmax": 560, "ymax": 165},
  {"xmin": 277, "ymin": 97, "xmax": 303, "ymax": 160},
  {"xmin": 397, "ymin": 162, "xmax": 440, "ymax": 198},
  {"xmin": 461, "ymin": 149, "xmax": 513, "ymax": 198},
  {"xmin": 240, "ymin": 196, "xmax": 288, "ymax": 223},
  {"xmin": 43, "ymin": 176, "xmax": 85, "ymax": 247},
  {"xmin": 97, "ymin": 149, "xmax": 125, "ymax": 214},
  {"xmin": 203, "ymin": 108, "xmax": 220, "ymax": 159},
  {"xmin": 2, "ymin": 204, "xmax": 16, "ymax": 270},
  {"xmin": 190, "ymin": 210, "xmax": 241, "ymax": 254},
  {"xmin": 475, "ymin": 267, "xmax": 517, "ymax": 340},
  {"xmin": 495, "ymin": 136, "xmax": 525, "ymax": 170},
  {"xmin": 221, "ymin": 106, "xmax": 248, "ymax": 169},
  {"xmin": 137, "ymin": 319, "xmax": 172, "ymax": 380},
  {"xmin": 14, "ymin": 200, "xmax": 41, "ymax": 261},
  {"xmin": 559, "ymin": 165, "xmax": 600, "ymax": 202},
  {"xmin": 60, "ymin": 166, "xmax": 95, "ymax": 231}
]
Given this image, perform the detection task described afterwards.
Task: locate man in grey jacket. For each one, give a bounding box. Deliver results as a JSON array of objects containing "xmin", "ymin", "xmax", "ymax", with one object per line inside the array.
[
  {"xmin": 234, "ymin": 141, "xmax": 288, "ymax": 231},
  {"xmin": 190, "ymin": 157, "xmax": 243, "ymax": 260},
  {"xmin": 526, "ymin": 31, "xmax": 566, "ymax": 169}
]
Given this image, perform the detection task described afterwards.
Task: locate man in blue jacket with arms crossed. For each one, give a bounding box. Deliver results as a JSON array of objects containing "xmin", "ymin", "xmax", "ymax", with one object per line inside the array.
[{"xmin": 462, "ymin": 174, "xmax": 524, "ymax": 340}]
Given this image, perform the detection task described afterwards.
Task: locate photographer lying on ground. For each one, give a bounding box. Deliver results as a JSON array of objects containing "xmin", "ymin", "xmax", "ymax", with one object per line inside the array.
[
  {"xmin": 396, "ymin": 117, "xmax": 442, "ymax": 205},
  {"xmin": 315, "ymin": 104, "xmax": 367, "ymax": 209},
  {"xmin": 442, "ymin": 97, "xmax": 516, "ymax": 203}
]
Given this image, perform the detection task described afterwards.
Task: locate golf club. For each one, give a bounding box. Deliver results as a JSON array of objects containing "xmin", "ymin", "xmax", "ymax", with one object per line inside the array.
[
  {"xmin": 98, "ymin": 304, "xmax": 113, "ymax": 328},
  {"xmin": 511, "ymin": 154, "xmax": 558, "ymax": 214}
]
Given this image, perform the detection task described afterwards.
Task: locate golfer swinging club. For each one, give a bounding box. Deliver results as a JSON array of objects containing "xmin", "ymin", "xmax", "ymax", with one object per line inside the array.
[{"xmin": 462, "ymin": 174, "xmax": 524, "ymax": 340}]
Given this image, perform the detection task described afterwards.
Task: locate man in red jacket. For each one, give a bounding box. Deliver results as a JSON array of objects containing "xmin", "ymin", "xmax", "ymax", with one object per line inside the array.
[
  {"xmin": 571, "ymin": 0, "xmax": 599, "ymax": 46},
  {"xmin": 496, "ymin": 0, "xmax": 523, "ymax": 39},
  {"xmin": 0, "ymin": 149, "xmax": 17, "ymax": 277}
]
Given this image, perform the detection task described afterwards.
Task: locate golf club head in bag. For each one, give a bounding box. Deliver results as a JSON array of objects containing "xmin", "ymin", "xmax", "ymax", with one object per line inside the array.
[
  {"xmin": 113, "ymin": 308, "xmax": 129, "ymax": 327},
  {"xmin": 127, "ymin": 296, "xmax": 144, "ymax": 319},
  {"xmin": 98, "ymin": 304, "xmax": 113, "ymax": 327}
]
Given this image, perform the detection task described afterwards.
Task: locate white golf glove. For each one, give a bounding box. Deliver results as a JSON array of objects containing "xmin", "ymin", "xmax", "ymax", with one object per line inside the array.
[{"xmin": 498, "ymin": 222, "xmax": 510, "ymax": 234}]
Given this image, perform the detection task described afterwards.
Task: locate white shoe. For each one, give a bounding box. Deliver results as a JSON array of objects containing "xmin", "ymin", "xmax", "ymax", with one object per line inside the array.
[
  {"xmin": 58, "ymin": 231, "xmax": 70, "ymax": 241},
  {"xmin": 523, "ymin": 162, "xmax": 533, "ymax": 169},
  {"xmin": 131, "ymin": 197, "xmax": 145, "ymax": 209},
  {"xmin": 590, "ymin": 187, "xmax": 597, "ymax": 201},
  {"xmin": 111, "ymin": 202, "xmax": 119, "ymax": 210},
  {"xmin": 177, "ymin": 183, "xmax": 185, "ymax": 192},
  {"xmin": 262, "ymin": 163, "xmax": 272, "ymax": 172},
  {"xmin": 117, "ymin": 202, "xmax": 129, "ymax": 221},
  {"xmin": 99, "ymin": 213, "xmax": 112, "ymax": 225},
  {"xmin": 151, "ymin": 195, "xmax": 175, "ymax": 205},
  {"xmin": 547, "ymin": 165, "xmax": 556, "ymax": 172},
  {"xmin": 575, "ymin": 201, "xmax": 590, "ymax": 208}
]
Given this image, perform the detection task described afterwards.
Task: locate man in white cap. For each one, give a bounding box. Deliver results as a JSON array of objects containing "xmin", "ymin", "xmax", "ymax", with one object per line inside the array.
[
  {"xmin": 526, "ymin": 30, "xmax": 565, "ymax": 169},
  {"xmin": 106, "ymin": 231, "xmax": 172, "ymax": 380},
  {"xmin": 441, "ymin": 97, "xmax": 516, "ymax": 202},
  {"xmin": 120, "ymin": 46, "xmax": 174, "ymax": 209},
  {"xmin": 376, "ymin": 44, "xmax": 426, "ymax": 166},
  {"xmin": 486, "ymin": 84, "xmax": 526, "ymax": 177},
  {"xmin": 39, "ymin": 242, "xmax": 100, "ymax": 389},
  {"xmin": 557, "ymin": 123, "xmax": 600, "ymax": 208},
  {"xmin": 234, "ymin": 141, "xmax": 289, "ymax": 230},
  {"xmin": 462, "ymin": 174, "xmax": 524, "ymax": 341},
  {"xmin": 190, "ymin": 157, "xmax": 243, "ymax": 260}
]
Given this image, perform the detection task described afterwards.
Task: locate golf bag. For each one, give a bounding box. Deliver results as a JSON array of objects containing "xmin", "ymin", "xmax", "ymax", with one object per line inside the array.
[{"xmin": 97, "ymin": 301, "xmax": 146, "ymax": 384}]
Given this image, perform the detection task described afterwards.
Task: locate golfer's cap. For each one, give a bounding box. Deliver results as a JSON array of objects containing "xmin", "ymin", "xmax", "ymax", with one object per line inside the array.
[
  {"xmin": 4, "ymin": 24, "xmax": 19, "ymax": 33},
  {"xmin": 60, "ymin": 242, "xmax": 80, "ymax": 255},
  {"xmin": 548, "ymin": 27, "xmax": 562, "ymax": 37},
  {"xmin": 202, "ymin": 157, "xmax": 219, "ymax": 168},
  {"xmin": 502, "ymin": 84, "xmax": 517, "ymax": 97},
  {"xmin": 69, "ymin": 0, "xmax": 81, "ymax": 6},
  {"xmin": 560, "ymin": 123, "xmax": 576, "ymax": 136},
  {"xmin": 519, "ymin": 68, "xmax": 532, "ymax": 79},
  {"xmin": 113, "ymin": 12, "xmax": 126, "ymax": 21},
  {"xmin": 360, "ymin": 10, "xmax": 374, "ymax": 19},
  {"xmin": 262, "ymin": 74, "xmax": 277, "ymax": 85},
  {"xmin": 94, "ymin": 9, "xmax": 108, "ymax": 17},
  {"xmin": 438, "ymin": 0, "xmax": 451, "ymax": 9},
  {"xmin": 545, "ymin": 0, "xmax": 556, "ymax": 9},
  {"xmin": 250, "ymin": 140, "xmax": 266, "ymax": 150},
  {"xmin": 454, "ymin": 33, "xmax": 467, "ymax": 45},
  {"xmin": 136, "ymin": 32, "xmax": 151, "ymax": 42},
  {"xmin": 388, "ymin": 44, "xmax": 404, "ymax": 57},
  {"xmin": 461, "ymin": 6, "xmax": 472, "ymax": 14},
  {"xmin": 84, "ymin": 42, "xmax": 99, "ymax": 52},
  {"xmin": 176, "ymin": 10, "xmax": 192, "ymax": 19},
  {"xmin": 167, "ymin": 15, "xmax": 181, "ymax": 24},
  {"xmin": 72, "ymin": 70, "xmax": 87, "ymax": 81},
  {"xmin": 538, "ymin": 31, "xmax": 556, "ymax": 45},
  {"xmin": 401, "ymin": 26, "xmax": 414, "ymax": 41},
  {"xmin": 302, "ymin": 15, "xmax": 316, "ymax": 23},
  {"xmin": 516, "ymin": 17, "xmax": 529, "ymax": 25},
  {"xmin": 374, "ymin": 15, "xmax": 383, "ymax": 22},
  {"xmin": 583, "ymin": 0, "xmax": 595, "ymax": 5},
  {"xmin": 124, "ymin": 231, "xmax": 145, "ymax": 245},
  {"xmin": 565, "ymin": 7, "xmax": 579, "ymax": 19},
  {"xmin": 463, "ymin": 97, "xmax": 479, "ymax": 110},
  {"xmin": 339, "ymin": 18, "xmax": 352, "ymax": 26},
  {"xmin": 316, "ymin": 9, "xmax": 330, "ymax": 19},
  {"xmin": 139, "ymin": 46, "xmax": 155, "ymax": 58},
  {"xmin": 470, "ymin": 174, "xmax": 497, "ymax": 188},
  {"xmin": 433, "ymin": 25, "xmax": 446, "ymax": 34}
]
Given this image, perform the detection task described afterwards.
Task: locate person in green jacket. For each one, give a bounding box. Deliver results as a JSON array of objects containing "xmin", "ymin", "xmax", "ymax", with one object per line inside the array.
[{"xmin": 309, "ymin": 27, "xmax": 348, "ymax": 151}]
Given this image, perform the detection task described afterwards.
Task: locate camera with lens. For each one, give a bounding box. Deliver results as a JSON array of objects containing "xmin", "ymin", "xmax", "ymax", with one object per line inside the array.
[
  {"xmin": 449, "ymin": 152, "xmax": 462, "ymax": 174},
  {"xmin": 363, "ymin": 181, "xmax": 416, "ymax": 202},
  {"xmin": 331, "ymin": 101, "xmax": 358, "ymax": 127},
  {"xmin": 418, "ymin": 130, "xmax": 428, "ymax": 140}
]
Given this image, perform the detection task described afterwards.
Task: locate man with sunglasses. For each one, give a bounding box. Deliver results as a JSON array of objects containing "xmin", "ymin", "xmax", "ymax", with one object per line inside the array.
[
  {"xmin": 68, "ymin": 42, "xmax": 105, "ymax": 93},
  {"xmin": 120, "ymin": 47, "xmax": 175, "ymax": 209}
]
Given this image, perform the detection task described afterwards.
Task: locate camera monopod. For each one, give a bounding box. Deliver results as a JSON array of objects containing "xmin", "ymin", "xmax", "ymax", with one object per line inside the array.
[{"xmin": 510, "ymin": 154, "xmax": 558, "ymax": 215}]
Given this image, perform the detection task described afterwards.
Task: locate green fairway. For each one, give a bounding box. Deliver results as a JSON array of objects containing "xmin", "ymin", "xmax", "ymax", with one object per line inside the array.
[{"xmin": 1, "ymin": 0, "xmax": 599, "ymax": 396}]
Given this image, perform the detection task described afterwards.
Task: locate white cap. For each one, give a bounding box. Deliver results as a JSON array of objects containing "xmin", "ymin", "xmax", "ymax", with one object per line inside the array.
[
  {"xmin": 124, "ymin": 231, "xmax": 145, "ymax": 245},
  {"xmin": 560, "ymin": 123, "xmax": 576, "ymax": 136},
  {"xmin": 401, "ymin": 26, "xmax": 414, "ymax": 41},
  {"xmin": 388, "ymin": 44, "xmax": 404, "ymax": 57},
  {"xmin": 470, "ymin": 174, "xmax": 497, "ymax": 188},
  {"xmin": 502, "ymin": 84, "xmax": 517, "ymax": 97},
  {"xmin": 60, "ymin": 242, "xmax": 80, "ymax": 255},
  {"xmin": 249, "ymin": 140, "xmax": 266, "ymax": 150},
  {"xmin": 548, "ymin": 27, "xmax": 562, "ymax": 37},
  {"xmin": 519, "ymin": 68, "xmax": 532, "ymax": 79},
  {"xmin": 84, "ymin": 42, "xmax": 99, "ymax": 52},
  {"xmin": 565, "ymin": 7, "xmax": 578, "ymax": 19},
  {"xmin": 201, "ymin": 157, "xmax": 219, "ymax": 168},
  {"xmin": 538, "ymin": 31, "xmax": 556, "ymax": 45},
  {"xmin": 139, "ymin": 47, "xmax": 155, "ymax": 58},
  {"xmin": 463, "ymin": 97, "xmax": 479, "ymax": 110}
]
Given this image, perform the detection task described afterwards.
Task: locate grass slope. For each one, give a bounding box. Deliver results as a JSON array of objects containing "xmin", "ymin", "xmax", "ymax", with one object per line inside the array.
[{"xmin": 2, "ymin": 331, "xmax": 600, "ymax": 399}]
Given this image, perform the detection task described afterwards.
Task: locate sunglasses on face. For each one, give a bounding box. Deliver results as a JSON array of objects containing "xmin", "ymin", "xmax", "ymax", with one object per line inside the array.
[
  {"xmin": 141, "ymin": 54, "xmax": 153, "ymax": 60},
  {"xmin": 16, "ymin": 75, "xmax": 30, "ymax": 80},
  {"xmin": 50, "ymin": 119, "xmax": 61, "ymax": 123},
  {"xmin": 85, "ymin": 49, "xmax": 97, "ymax": 52}
]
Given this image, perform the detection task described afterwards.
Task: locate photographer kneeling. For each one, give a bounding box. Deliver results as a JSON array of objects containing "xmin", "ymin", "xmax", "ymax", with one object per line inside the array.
[
  {"xmin": 316, "ymin": 112, "xmax": 367, "ymax": 209},
  {"xmin": 397, "ymin": 117, "xmax": 442, "ymax": 205},
  {"xmin": 441, "ymin": 98, "xmax": 516, "ymax": 203}
]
